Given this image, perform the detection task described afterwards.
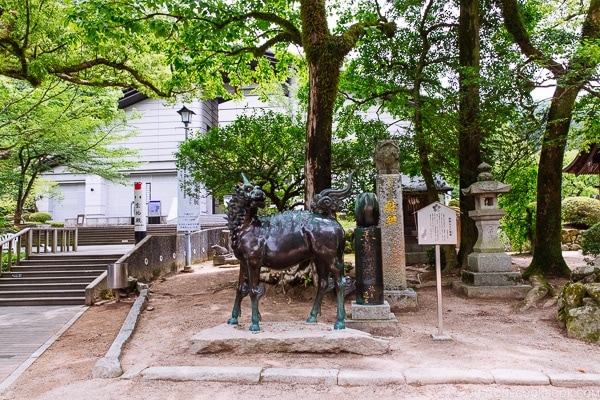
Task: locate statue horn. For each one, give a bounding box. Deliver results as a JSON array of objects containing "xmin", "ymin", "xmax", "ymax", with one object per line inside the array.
[
  {"xmin": 241, "ymin": 173, "xmax": 250, "ymax": 185},
  {"xmin": 319, "ymin": 172, "xmax": 354, "ymax": 199}
]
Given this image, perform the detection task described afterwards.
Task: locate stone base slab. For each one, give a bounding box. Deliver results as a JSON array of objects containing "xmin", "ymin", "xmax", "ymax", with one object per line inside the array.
[
  {"xmin": 346, "ymin": 301, "xmax": 399, "ymax": 336},
  {"xmin": 189, "ymin": 322, "xmax": 390, "ymax": 355},
  {"xmin": 467, "ymin": 252, "xmax": 512, "ymax": 273},
  {"xmin": 351, "ymin": 301, "xmax": 391, "ymax": 320},
  {"xmin": 461, "ymin": 270, "xmax": 523, "ymax": 286},
  {"xmin": 452, "ymin": 281, "xmax": 531, "ymax": 299},
  {"xmin": 344, "ymin": 318, "xmax": 400, "ymax": 337},
  {"xmin": 384, "ymin": 288, "xmax": 418, "ymax": 312}
]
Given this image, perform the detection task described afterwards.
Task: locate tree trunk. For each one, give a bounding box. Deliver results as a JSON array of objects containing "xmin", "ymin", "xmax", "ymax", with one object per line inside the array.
[
  {"xmin": 305, "ymin": 59, "xmax": 339, "ymax": 206},
  {"xmin": 457, "ymin": 0, "xmax": 482, "ymax": 268},
  {"xmin": 525, "ymin": 85, "xmax": 575, "ymax": 278},
  {"xmin": 301, "ymin": 0, "xmax": 347, "ymax": 206},
  {"xmin": 496, "ymin": 0, "xmax": 600, "ymax": 279}
]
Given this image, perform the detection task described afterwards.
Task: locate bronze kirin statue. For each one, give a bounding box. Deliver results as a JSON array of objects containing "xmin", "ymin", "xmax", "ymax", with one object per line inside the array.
[{"xmin": 227, "ymin": 174, "xmax": 352, "ymax": 331}]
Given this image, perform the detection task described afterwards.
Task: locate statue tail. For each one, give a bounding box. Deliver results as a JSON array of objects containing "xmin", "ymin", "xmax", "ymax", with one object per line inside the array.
[{"xmin": 310, "ymin": 173, "xmax": 353, "ymax": 217}]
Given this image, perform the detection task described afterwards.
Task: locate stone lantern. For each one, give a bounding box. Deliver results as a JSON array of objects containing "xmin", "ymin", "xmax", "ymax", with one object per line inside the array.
[{"xmin": 452, "ymin": 163, "xmax": 531, "ymax": 298}]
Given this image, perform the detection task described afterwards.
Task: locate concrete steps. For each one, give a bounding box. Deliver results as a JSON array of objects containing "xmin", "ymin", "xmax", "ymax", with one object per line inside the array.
[
  {"xmin": 0, "ymin": 252, "xmax": 124, "ymax": 306},
  {"xmin": 77, "ymin": 225, "xmax": 177, "ymax": 245}
]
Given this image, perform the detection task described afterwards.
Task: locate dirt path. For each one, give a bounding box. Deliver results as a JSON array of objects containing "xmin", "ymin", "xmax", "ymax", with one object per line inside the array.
[{"xmin": 1, "ymin": 252, "xmax": 599, "ymax": 400}]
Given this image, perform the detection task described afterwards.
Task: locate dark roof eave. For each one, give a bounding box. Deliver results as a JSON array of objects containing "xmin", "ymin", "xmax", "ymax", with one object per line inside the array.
[{"xmin": 564, "ymin": 144, "xmax": 600, "ymax": 175}]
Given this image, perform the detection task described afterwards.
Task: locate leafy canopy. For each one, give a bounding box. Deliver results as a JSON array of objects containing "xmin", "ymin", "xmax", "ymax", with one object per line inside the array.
[
  {"xmin": 176, "ymin": 110, "xmax": 305, "ymax": 212},
  {"xmin": 0, "ymin": 77, "xmax": 139, "ymax": 221}
]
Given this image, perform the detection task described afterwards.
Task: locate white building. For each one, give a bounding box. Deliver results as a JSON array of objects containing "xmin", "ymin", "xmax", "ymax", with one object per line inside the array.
[{"xmin": 38, "ymin": 91, "xmax": 219, "ymax": 226}]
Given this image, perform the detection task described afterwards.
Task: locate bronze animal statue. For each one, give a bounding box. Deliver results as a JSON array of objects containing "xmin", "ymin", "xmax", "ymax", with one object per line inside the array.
[{"xmin": 226, "ymin": 174, "xmax": 352, "ymax": 331}]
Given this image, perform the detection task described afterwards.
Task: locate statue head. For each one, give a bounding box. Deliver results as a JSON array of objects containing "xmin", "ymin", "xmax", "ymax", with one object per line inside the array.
[{"xmin": 373, "ymin": 140, "xmax": 400, "ymax": 174}]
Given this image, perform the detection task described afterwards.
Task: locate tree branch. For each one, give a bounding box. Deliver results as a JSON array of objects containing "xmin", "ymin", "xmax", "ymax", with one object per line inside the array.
[{"xmin": 496, "ymin": 0, "xmax": 565, "ymax": 76}]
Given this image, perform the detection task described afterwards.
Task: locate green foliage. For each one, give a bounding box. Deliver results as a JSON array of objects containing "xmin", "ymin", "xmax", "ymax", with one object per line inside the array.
[
  {"xmin": 498, "ymin": 158, "xmax": 538, "ymax": 253},
  {"xmin": 26, "ymin": 212, "xmax": 52, "ymax": 223},
  {"xmin": 581, "ymin": 222, "xmax": 600, "ymax": 263},
  {"xmin": 0, "ymin": 0, "xmax": 171, "ymax": 96},
  {"xmin": 332, "ymin": 114, "xmax": 393, "ymax": 196},
  {"xmin": 562, "ymin": 197, "xmax": 600, "ymax": 229},
  {"xmin": 0, "ymin": 217, "xmax": 17, "ymax": 234},
  {"xmin": 426, "ymin": 246, "xmax": 445, "ymax": 269},
  {"xmin": 344, "ymin": 228, "xmax": 354, "ymax": 254},
  {"xmin": 176, "ymin": 111, "xmax": 305, "ymax": 212},
  {"xmin": 1, "ymin": 249, "xmax": 24, "ymax": 272},
  {"xmin": 0, "ymin": 77, "xmax": 138, "ymax": 223},
  {"xmin": 1, "ymin": 252, "xmax": 17, "ymax": 273},
  {"xmin": 338, "ymin": 0, "xmax": 460, "ymax": 184}
]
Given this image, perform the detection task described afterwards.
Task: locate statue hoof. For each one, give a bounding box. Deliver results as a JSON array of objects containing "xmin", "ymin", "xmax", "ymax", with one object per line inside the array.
[
  {"xmin": 249, "ymin": 323, "xmax": 260, "ymax": 332},
  {"xmin": 306, "ymin": 316, "xmax": 317, "ymax": 323},
  {"xmin": 227, "ymin": 317, "xmax": 238, "ymax": 325},
  {"xmin": 334, "ymin": 321, "xmax": 345, "ymax": 330}
]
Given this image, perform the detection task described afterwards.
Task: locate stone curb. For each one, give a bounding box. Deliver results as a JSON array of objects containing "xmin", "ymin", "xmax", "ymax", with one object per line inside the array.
[
  {"xmin": 129, "ymin": 366, "xmax": 600, "ymax": 387},
  {"xmin": 92, "ymin": 289, "xmax": 148, "ymax": 379}
]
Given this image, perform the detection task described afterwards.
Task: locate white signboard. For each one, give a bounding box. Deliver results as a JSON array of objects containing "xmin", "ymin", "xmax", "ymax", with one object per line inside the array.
[
  {"xmin": 177, "ymin": 170, "xmax": 201, "ymax": 232},
  {"xmin": 133, "ymin": 182, "xmax": 146, "ymax": 232},
  {"xmin": 417, "ymin": 202, "xmax": 457, "ymax": 245}
]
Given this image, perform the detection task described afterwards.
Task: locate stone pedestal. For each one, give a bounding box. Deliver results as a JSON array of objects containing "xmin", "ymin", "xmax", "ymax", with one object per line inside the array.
[
  {"xmin": 384, "ymin": 288, "xmax": 418, "ymax": 311},
  {"xmin": 454, "ymin": 250, "xmax": 531, "ymax": 298},
  {"xmin": 345, "ymin": 301, "xmax": 399, "ymax": 337}
]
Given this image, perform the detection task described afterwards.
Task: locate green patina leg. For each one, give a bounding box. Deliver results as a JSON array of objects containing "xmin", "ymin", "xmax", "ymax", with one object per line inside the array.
[
  {"xmin": 334, "ymin": 275, "xmax": 346, "ymax": 330},
  {"xmin": 306, "ymin": 281, "xmax": 326, "ymax": 324},
  {"xmin": 228, "ymin": 280, "xmax": 249, "ymax": 325},
  {"xmin": 249, "ymin": 287, "xmax": 261, "ymax": 331}
]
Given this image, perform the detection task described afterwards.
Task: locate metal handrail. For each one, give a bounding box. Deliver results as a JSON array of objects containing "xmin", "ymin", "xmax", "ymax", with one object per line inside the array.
[{"xmin": 0, "ymin": 227, "xmax": 78, "ymax": 272}]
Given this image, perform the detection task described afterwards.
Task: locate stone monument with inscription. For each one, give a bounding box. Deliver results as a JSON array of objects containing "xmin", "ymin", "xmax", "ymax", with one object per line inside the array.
[
  {"xmin": 373, "ymin": 140, "xmax": 418, "ymax": 311},
  {"xmin": 452, "ymin": 163, "xmax": 531, "ymax": 298}
]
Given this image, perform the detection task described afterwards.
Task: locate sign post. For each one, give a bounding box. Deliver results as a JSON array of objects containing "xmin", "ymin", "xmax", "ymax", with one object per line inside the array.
[
  {"xmin": 416, "ymin": 202, "xmax": 457, "ymax": 340},
  {"xmin": 133, "ymin": 182, "xmax": 147, "ymax": 244},
  {"xmin": 177, "ymin": 169, "xmax": 200, "ymax": 271}
]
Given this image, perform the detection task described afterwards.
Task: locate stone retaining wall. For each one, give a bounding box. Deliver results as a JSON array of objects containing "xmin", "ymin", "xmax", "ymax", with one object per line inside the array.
[
  {"xmin": 85, "ymin": 227, "xmax": 224, "ymax": 305},
  {"xmin": 561, "ymin": 228, "xmax": 583, "ymax": 251}
]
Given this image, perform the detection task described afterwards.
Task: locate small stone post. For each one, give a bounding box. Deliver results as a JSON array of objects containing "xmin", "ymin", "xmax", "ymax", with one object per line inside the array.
[
  {"xmin": 452, "ymin": 162, "xmax": 531, "ymax": 298},
  {"xmin": 373, "ymin": 141, "xmax": 417, "ymax": 311},
  {"xmin": 354, "ymin": 193, "xmax": 384, "ymax": 305},
  {"xmin": 346, "ymin": 192, "xmax": 399, "ymax": 336}
]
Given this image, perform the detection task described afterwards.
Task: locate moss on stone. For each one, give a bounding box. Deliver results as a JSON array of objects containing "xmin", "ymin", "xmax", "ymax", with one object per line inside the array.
[
  {"xmin": 585, "ymin": 283, "xmax": 600, "ymax": 303},
  {"xmin": 558, "ymin": 282, "xmax": 587, "ymax": 310},
  {"xmin": 564, "ymin": 304, "xmax": 600, "ymax": 342}
]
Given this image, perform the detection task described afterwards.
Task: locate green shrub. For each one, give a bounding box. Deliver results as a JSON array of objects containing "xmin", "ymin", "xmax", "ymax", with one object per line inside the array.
[
  {"xmin": 581, "ymin": 222, "xmax": 600, "ymax": 264},
  {"xmin": 1, "ymin": 252, "xmax": 22, "ymax": 272},
  {"xmin": 27, "ymin": 212, "xmax": 52, "ymax": 223},
  {"xmin": 447, "ymin": 198, "xmax": 459, "ymax": 208},
  {"xmin": 49, "ymin": 221, "xmax": 64, "ymax": 227},
  {"xmin": 561, "ymin": 197, "xmax": 600, "ymax": 229},
  {"xmin": 426, "ymin": 246, "xmax": 445, "ymax": 268},
  {"xmin": 0, "ymin": 218, "xmax": 17, "ymax": 234}
]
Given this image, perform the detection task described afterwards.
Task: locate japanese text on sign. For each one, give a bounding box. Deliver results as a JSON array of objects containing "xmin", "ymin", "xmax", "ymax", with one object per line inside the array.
[{"xmin": 416, "ymin": 202, "xmax": 457, "ymax": 245}]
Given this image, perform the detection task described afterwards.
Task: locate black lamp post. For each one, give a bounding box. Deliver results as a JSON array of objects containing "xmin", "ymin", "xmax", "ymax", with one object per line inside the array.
[
  {"xmin": 177, "ymin": 106, "xmax": 196, "ymax": 140},
  {"xmin": 177, "ymin": 105, "xmax": 196, "ymax": 271}
]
